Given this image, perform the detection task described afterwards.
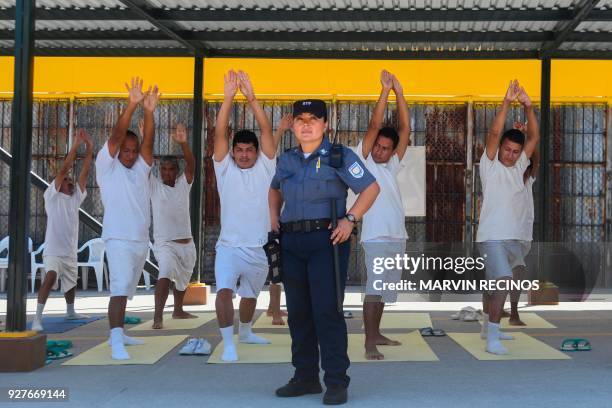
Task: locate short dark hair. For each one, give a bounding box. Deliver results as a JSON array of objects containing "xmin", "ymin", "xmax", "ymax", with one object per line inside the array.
[
  {"xmin": 160, "ymin": 155, "xmax": 179, "ymax": 170},
  {"xmin": 123, "ymin": 130, "xmax": 140, "ymax": 145},
  {"xmin": 232, "ymin": 130, "xmax": 259, "ymax": 151},
  {"xmin": 500, "ymin": 129, "xmax": 525, "ymax": 146},
  {"xmin": 377, "ymin": 126, "xmax": 400, "ymax": 149}
]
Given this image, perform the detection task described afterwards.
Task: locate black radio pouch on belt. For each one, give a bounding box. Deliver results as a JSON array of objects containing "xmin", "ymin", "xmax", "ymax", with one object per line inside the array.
[{"xmin": 263, "ymin": 231, "xmax": 283, "ymax": 284}]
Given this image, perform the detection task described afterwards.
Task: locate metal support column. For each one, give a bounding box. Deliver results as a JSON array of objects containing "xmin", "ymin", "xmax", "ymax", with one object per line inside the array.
[
  {"xmin": 6, "ymin": 0, "xmax": 35, "ymax": 332},
  {"xmin": 539, "ymin": 57, "xmax": 551, "ymax": 243},
  {"xmin": 190, "ymin": 52, "xmax": 204, "ymax": 282}
]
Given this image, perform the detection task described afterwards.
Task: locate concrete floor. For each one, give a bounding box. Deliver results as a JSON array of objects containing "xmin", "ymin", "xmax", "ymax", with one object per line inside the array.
[{"xmin": 1, "ymin": 288, "xmax": 612, "ymax": 408}]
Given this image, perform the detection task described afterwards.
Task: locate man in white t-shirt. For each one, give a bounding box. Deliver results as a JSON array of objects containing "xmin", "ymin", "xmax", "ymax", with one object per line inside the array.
[
  {"xmin": 150, "ymin": 123, "xmax": 197, "ymax": 329},
  {"xmin": 501, "ymin": 124, "xmax": 540, "ymax": 327},
  {"xmin": 95, "ymin": 77, "xmax": 160, "ymax": 360},
  {"xmin": 356, "ymin": 70, "xmax": 411, "ymax": 360},
  {"xmin": 477, "ymin": 80, "xmax": 540, "ymax": 355},
  {"xmin": 213, "ymin": 70, "xmax": 281, "ymax": 361},
  {"xmin": 31, "ymin": 130, "xmax": 94, "ymax": 332}
]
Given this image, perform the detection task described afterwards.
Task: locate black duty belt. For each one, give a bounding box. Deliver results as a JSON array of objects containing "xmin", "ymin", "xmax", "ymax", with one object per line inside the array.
[{"xmin": 280, "ymin": 218, "xmax": 331, "ymax": 233}]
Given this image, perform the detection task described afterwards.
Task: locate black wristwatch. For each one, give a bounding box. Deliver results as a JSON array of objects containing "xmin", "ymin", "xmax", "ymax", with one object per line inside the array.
[{"xmin": 345, "ymin": 213, "xmax": 357, "ymax": 223}]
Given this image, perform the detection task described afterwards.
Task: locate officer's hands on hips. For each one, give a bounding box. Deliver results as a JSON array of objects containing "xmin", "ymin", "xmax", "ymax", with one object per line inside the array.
[{"xmin": 330, "ymin": 218, "xmax": 354, "ymax": 245}]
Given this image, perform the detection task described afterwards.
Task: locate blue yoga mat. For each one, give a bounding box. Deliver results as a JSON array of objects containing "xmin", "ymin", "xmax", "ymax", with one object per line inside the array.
[{"xmin": 27, "ymin": 316, "xmax": 104, "ymax": 334}]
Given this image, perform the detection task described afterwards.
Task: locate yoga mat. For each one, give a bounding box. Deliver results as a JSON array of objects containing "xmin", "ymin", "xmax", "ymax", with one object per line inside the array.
[
  {"xmin": 361, "ymin": 313, "xmax": 432, "ymax": 330},
  {"xmin": 252, "ymin": 313, "xmax": 289, "ymax": 330},
  {"xmin": 129, "ymin": 313, "xmax": 216, "ymax": 331},
  {"xmin": 26, "ymin": 316, "xmax": 104, "ymax": 334},
  {"xmin": 478, "ymin": 313, "xmax": 556, "ymax": 329},
  {"xmin": 207, "ymin": 334, "xmax": 291, "ymax": 364},
  {"xmin": 448, "ymin": 332, "xmax": 570, "ymax": 361},
  {"xmin": 348, "ymin": 332, "xmax": 439, "ymax": 362},
  {"xmin": 63, "ymin": 335, "xmax": 187, "ymax": 366}
]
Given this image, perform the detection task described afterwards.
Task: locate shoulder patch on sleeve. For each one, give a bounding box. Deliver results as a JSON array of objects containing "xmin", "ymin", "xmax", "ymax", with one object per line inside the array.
[{"xmin": 348, "ymin": 161, "xmax": 365, "ymax": 179}]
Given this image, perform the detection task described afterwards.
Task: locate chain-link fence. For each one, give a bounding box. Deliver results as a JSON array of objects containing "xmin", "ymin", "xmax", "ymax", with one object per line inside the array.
[{"xmin": 0, "ymin": 98, "xmax": 609, "ymax": 288}]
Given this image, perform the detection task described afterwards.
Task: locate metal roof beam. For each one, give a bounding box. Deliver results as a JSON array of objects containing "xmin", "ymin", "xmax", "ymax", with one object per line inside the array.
[
  {"xmin": 2, "ymin": 29, "xmax": 610, "ymax": 43},
  {"xmin": 542, "ymin": 0, "xmax": 602, "ymax": 53},
  {"xmin": 0, "ymin": 47, "xmax": 610, "ymax": 59},
  {"xmin": 115, "ymin": 0, "xmax": 197, "ymax": 52},
  {"xmin": 1, "ymin": 8, "xmax": 612, "ymax": 22}
]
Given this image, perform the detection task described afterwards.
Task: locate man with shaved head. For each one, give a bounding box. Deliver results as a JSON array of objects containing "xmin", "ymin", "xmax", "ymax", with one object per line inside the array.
[{"xmin": 96, "ymin": 77, "xmax": 160, "ymax": 360}]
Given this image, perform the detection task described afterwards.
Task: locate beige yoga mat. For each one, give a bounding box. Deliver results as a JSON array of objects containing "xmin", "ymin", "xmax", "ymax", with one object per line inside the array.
[
  {"xmin": 252, "ymin": 312, "xmax": 289, "ymax": 330},
  {"xmin": 63, "ymin": 335, "xmax": 187, "ymax": 366},
  {"xmin": 361, "ymin": 313, "xmax": 432, "ymax": 330},
  {"xmin": 207, "ymin": 334, "xmax": 292, "ymax": 364},
  {"xmin": 348, "ymin": 332, "xmax": 439, "ymax": 362},
  {"xmin": 128, "ymin": 313, "xmax": 216, "ymax": 331},
  {"xmin": 479, "ymin": 313, "xmax": 557, "ymax": 329},
  {"xmin": 208, "ymin": 331, "xmax": 439, "ymax": 364},
  {"xmin": 448, "ymin": 332, "xmax": 570, "ymax": 361}
]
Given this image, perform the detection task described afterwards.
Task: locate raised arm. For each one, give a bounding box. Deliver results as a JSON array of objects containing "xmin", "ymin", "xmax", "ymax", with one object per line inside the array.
[
  {"xmin": 274, "ymin": 113, "xmax": 293, "ymax": 149},
  {"xmin": 362, "ymin": 70, "xmax": 393, "ymax": 158},
  {"xmin": 54, "ymin": 136, "xmax": 81, "ymax": 190},
  {"xmin": 392, "ymin": 75, "xmax": 411, "ymax": 161},
  {"xmin": 238, "ymin": 71, "xmax": 276, "ymax": 159},
  {"xmin": 109, "ymin": 77, "xmax": 145, "ymax": 157},
  {"xmin": 76, "ymin": 129, "xmax": 94, "ymax": 193},
  {"xmin": 141, "ymin": 85, "xmax": 161, "ymax": 166},
  {"xmin": 486, "ymin": 80, "xmax": 520, "ymax": 160},
  {"xmin": 518, "ymin": 86, "xmax": 540, "ymax": 159},
  {"xmin": 173, "ymin": 123, "xmax": 195, "ymax": 184},
  {"xmin": 214, "ymin": 70, "xmax": 238, "ymax": 162}
]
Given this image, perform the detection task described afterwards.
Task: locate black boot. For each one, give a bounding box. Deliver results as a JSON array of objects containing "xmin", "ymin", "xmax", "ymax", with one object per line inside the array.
[
  {"xmin": 323, "ymin": 384, "xmax": 348, "ymax": 405},
  {"xmin": 275, "ymin": 378, "xmax": 323, "ymax": 398}
]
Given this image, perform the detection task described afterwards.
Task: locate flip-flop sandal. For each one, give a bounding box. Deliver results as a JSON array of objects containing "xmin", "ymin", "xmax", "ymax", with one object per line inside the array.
[
  {"xmin": 419, "ymin": 327, "xmax": 434, "ymax": 337},
  {"xmin": 343, "ymin": 311, "xmax": 353, "ymax": 319},
  {"xmin": 431, "ymin": 329, "xmax": 447, "ymax": 337},
  {"xmin": 124, "ymin": 316, "xmax": 142, "ymax": 324},
  {"xmin": 561, "ymin": 338, "xmax": 592, "ymax": 351},
  {"xmin": 47, "ymin": 340, "xmax": 73, "ymax": 349},
  {"xmin": 46, "ymin": 348, "xmax": 73, "ymax": 360}
]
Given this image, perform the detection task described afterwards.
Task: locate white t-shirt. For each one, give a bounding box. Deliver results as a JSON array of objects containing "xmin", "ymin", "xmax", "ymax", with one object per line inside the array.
[
  {"xmin": 95, "ymin": 142, "xmax": 152, "ymax": 242},
  {"xmin": 476, "ymin": 150, "xmax": 531, "ymax": 242},
  {"xmin": 150, "ymin": 173, "xmax": 193, "ymax": 243},
  {"xmin": 213, "ymin": 152, "xmax": 276, "ymax": 247},
  {"xmin": 43, "ymin": 183, "xmax": 87, "ymax": 258},
  {"xmin": 524, "ymin": 176, "xmax": 536, "ymax": 242},
  {"xmin": 353, "ymin": 141, "xmax": 408, "ymax": 243}
]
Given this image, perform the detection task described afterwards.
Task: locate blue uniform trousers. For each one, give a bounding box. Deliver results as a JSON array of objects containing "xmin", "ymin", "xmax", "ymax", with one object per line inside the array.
[{"xmin": 281, "ymin": 229, "xmax": 351, "ymax": 387}]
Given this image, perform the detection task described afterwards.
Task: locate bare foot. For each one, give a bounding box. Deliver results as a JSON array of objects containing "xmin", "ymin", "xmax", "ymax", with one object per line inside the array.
[
  {"xmin": 374, "ymin": 334, "xmax": 402, "ymax": 346},
  {"xmin": 152, "ymin": 319, "xmax": 163, "ymax": 329},
  {"xmin": 267, "ymin": 310, "xmax": 288, "ymax": 317},
  {"xmin": 508, "ymin": 316, "xmax": 526, "ymax": 326},
  {"xmin": 500, "ymin": 310, "xmax": 511, "ymax": 318},
  {"xmin": 365, "ymin": 343, "xmax": 385, "ymax": 360},
  {"xmin": 172, "ymin": 311, "xmax": 198, "ymax": 319},
  {"xmin": 271, "ymin": 315, "xmax": 286, "ymax": 325}
]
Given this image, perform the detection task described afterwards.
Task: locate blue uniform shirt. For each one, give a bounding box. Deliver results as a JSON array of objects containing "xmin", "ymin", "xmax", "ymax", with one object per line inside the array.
[{"xmin": 271, "ymin": 137, "xmax": 376, "ymax": 223}]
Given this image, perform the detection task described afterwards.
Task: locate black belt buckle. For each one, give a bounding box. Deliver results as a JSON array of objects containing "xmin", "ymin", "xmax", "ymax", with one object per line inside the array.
[{"xmin": 293, "ymin": 221, "xmax": 303, "ymax": 233}]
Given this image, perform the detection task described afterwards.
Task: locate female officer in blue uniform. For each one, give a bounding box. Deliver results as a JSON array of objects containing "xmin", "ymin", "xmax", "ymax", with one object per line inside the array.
[{"xmin": 269, "ymin": 100, "xmax": 380, "ymax": 405}]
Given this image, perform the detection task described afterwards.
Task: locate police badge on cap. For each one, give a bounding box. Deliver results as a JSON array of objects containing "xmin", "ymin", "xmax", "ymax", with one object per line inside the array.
[{"xmin": 293, "ymin": 99, "xmax": 327, "ymax": 121}]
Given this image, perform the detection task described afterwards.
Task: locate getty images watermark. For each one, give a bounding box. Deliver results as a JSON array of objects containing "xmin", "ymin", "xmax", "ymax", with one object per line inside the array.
[{"xmin": 370, "ymin": 253, "xmax": 540, "ymax": 292}]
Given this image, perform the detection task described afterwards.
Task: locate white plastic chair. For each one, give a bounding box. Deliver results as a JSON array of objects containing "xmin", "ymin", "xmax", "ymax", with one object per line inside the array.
[
  {"xmin": 143, "ymin": 242, "xmax": 153, "ymax": 291},
  {"xmin": 77, "ymin": 238, "xmax": 108, "ymax": 292},
  {"xmin": 30, "ymin": 243, "xmax": 45, "ymax": 294},
  {"xmin": 0, "ymin": 237, "xmax": 33, "ymax": 293}
]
